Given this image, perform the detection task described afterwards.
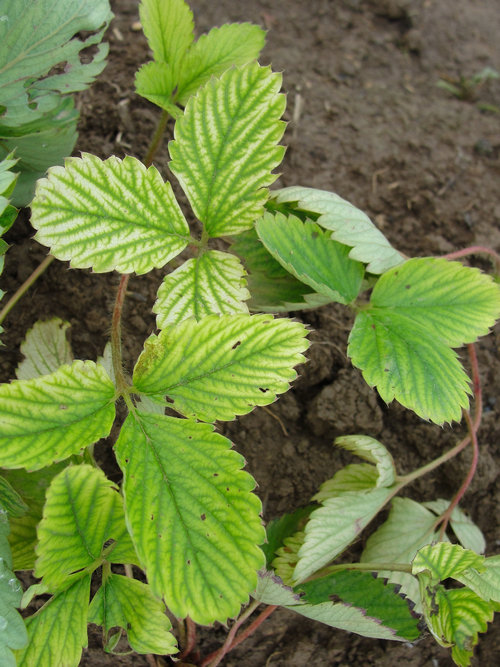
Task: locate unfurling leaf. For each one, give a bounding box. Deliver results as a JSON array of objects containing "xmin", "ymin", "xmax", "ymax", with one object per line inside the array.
[{"xmin": 16, "ymin": 318, "xmax": 73, "ymax": 380}]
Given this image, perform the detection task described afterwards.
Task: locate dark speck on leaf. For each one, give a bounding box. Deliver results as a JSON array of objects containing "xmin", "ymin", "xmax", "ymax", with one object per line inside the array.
[
  {"xmin": 371, "ymin": 324, "xmax": 376, "ymax": 330},
  {"xmin": 213, "ymin": 472, "xmax": 219, "ymax": 477},
  {"xmin": 201, "ymin": 513, "xmax": 206, "ymax": 521},
  {"xmin": 232, "ymin": 340, "xmax": 241, "ymax": 349},
  {"xmin": 259, "ymin": 387, "xmax": 269, "ymax": 393},
  {"xmin": 405, "ymin": 284, "xmax": 411, "ymax": 289},
  {"xmin": 166, "ymin": 396, "xmax": 174, "ymax": 404},
  {"xmin": 312, "ymin": 231, "xmax": 319, "ymax": 239},
  {"xmin": 59, "ymin": 404, "xmax": 68, "ymax": 410},
  {"xmin": 150, "ymin": 514, "xmax": 154, "ymax": 520},
  {"xmin": 187, "ymin": 560, "xmax": 191, "ymax": 565}
]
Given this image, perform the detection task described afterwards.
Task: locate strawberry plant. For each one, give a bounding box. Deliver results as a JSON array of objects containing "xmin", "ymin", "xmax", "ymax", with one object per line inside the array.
[{"xmin": 1, "ymin": 0, "xmax": 500, "ymax": 666}]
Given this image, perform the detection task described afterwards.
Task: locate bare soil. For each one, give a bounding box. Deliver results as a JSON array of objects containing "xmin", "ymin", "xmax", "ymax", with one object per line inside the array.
[{"xmin": 2, "ymin": 0, "xmax": 500, "ymax": 665}]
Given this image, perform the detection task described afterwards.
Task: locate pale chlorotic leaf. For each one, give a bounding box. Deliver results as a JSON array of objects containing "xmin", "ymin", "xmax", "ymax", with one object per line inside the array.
[
  {"xmin": 362, "ymin": 497, "xmax": 444, "ymax": 609},
  {"xmin": 271, "ymin": 186, "xmax": 405, "ymax": 274},
  {"xmin": 134, "ymin": 61, "xmax": 180, "ymax": 117},
  {"xmin": 139, "ymin": 0, "xmax": 194, "ymax": 77},
  {"xmin": 169, "ymin": 63, "xmax": 286, "ymax": 237},
  {"xmin": 2, "ymin": 461, "xmax": 76, "ymax": 570},
  {"xmin": 0, "ymin": 508, "xmax": 28, "ymax": 662},
  {"xmin": 96, "ymin": 342, "xmax": 115, "ymax": 385},
  {"xmin": 457, "ymin": 555, "xmax": 500, "ymax": 603},
  {"xmin": 15, "ymin": 575, "xmax": 90, "ymax": 667},
  {"xmin": 423, "ymin": 499, "xmax": 486, "ymax": 554},
  {"xmin": 88, "ymin": 574, "xmax": 178, "ymax": 655},
  {"xmin": 298, "ymin": 569, "xmax": 420, "ymax": 641},
  {"xmin": 16, "ymin": 318, "xmax": 73, "ymax": 380},
  {"xmin": 0, "ymin": 98, "xmax": 78, "ymax": 206},
  {"xmin": 334, "ymin": 435, "xmax": 396, "ymax": 488},
  {"xmin": 294, "ymin": 487, "xmax": 392, "ymax": 583},
  {"xmin": 0, "ymin": 0, "xmax": 112, "ymax": 125},
  {"xmin": 412, "ymin": 543, "xmax": 485, "ymax": 584},
  {"xmin": 0, "ymin": 360, "xmax": 116, "ymax": 470},
  {"xmin": 176, "ymin": 23, "xmax": 266, "ymax": 105},
  {"xmin": 115, "ymin": 412, "xmax": 265, "ymax": 625},
  {"xmin": 349, "ymin": 258, "xmax": 500, "ymax": 424},
  {"xmin": 36, "ymin": 465, "xmax": 138, "ymax": 591},
  {"xmin": 366, "ymin": 258, "xmax": 500, "ymax": 348},
  {"xmin": 153, "ymin": 250, "xmax": 250, "ymax": 327},
  {"xmin": 253, "ymin": 571, "xmax": 410, "ymax": 641},
  {"xmin": 31, "ymin": 154, "xmax": 191, "ymax": 274},
  {"xmin": 133, "ymin": 314, "xmax": 309, "ymax": 422},
  {"xmin": 312, "ymin": 464, "xmax": 379, "ymax": 502},
  {"xmin": 0, "ymin": 155, "xmax": 18, "ymax": 316},
  {"xmin": 230, "ymin": 228, "xmax": 329, "ymax": 312},
  {"xmin": 256, "ymin": 212, "xmax": 364, "ymax": 304}
]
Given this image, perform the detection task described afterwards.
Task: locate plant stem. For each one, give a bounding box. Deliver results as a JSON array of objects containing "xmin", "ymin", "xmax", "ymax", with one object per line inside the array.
[
  {"xmin": 178, "ymin": 617, "xmax": 197, "ymax": 660},
  {"xmin": 440, "ymin": 245, "xmax": 500, "ymax": 274},
  {"xmin": 438, "ymin": 411, "xmax": 479, "ymax": 540},
  {"xmin": 143, "ymin": 109, "xmax": 169, "ymax": 168},
  {"xmin": 0, "ymin": 254, "xmax": 54, "ymax": 326},
  {"xmin": 201, "ymin": 600, "xmax": 261, "ymax": 667},
  {"xmin": 228, "ymin": 605, "xmax": 278, "ymax": 651},
  {"xmin": 111, "ymin": 274, "xmax": 131, "ymax": 396}
]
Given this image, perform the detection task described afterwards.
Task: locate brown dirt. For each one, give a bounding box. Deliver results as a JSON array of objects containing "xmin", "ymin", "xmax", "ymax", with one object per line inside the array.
[{"xmin": 2, "ymin": 0, "xmax": 500, "ymax": 665}]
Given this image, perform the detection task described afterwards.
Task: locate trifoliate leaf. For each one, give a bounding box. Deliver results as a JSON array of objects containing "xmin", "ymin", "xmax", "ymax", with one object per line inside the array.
[
  {"xmin": 334, "ymin": 435, "xmax": 396, "ymax": 488},
  {"xmin": 31, "ymin": 154, "xmax": 191, "ymax": 274},
  {"xmin": 36, "ymin": 465, "xmax": 138, "ymax": 591},
  {"xmin": 153, "ymin": 250, "xmax": 250, "ymax": 328},
  {"xmin": 139, "ymin": 0, "xmax": 194, "ymax": 78},
  {"xmin": 0, "ymin": 506, "xmax": 28, "ymax": 665},
  {"xmin": 15, "ymin": 575, "xmax": 90, "ymax": 667},
  {"xmin": 253, "ymin": 571, "xmax": 411, "ymax": 641},
  {"xmin": 133, "ymin": 314, "xmax": 308, "ymax": 422},
  {"xmin": 115, "ymin": 412, "xmax": 265, "ymax": 625},
  {"xmin": 169, "ymin": 63, "xmax": 286, "ymax": 237},
  {"xmin": 0, "ymin": 360, "xmax": 115, "ymax": 470},
  {"xmin": 312, "ymin": 464, "xmax": 379, "ymax": 502},
  {"xmin": 299, "ymin": 569, "xmax": 420, "ymax": 641},
  {"xmin": 456, "ymin": 555, "xmax": 500, "ymax": 603},
  {"xmin": 230, "ymin": 228, "xmax": 329, "ymax": 312},
  {"xmin": 349, "ymin": 258, "xmax": 500, "ymax": 424},
  {"xmin": 176, "ymin": 23, "xmax": 266, "ymax": 105},
  {"xmin": 412, "ymin": 543, "xmax": 485, "ymax": 584},
  {"xmin": 134, "ymin": 61, "xmax": 180, "ymax": 117},
  {"xmin": 424, "ymin": 499, "xmax": 486, "ymax": 554},
  {"xmin": 16, "ymin": 318, "xmax": 73, "ymax": 380},
  {"xmin": 256, "ymin": 212, "xmax": 364, "ymax": 304},
  {"xmin": 294, "ymin": 487, "xmax": 392, "ymax": 583},
  {"xmin": 0, "ymin": 0, "xmax": 112, "ymax": 126},
  {"xmin": 271, "ymin": 186, "xmax": 405, "ymax": 274},
  {"xmin": 88, "ymin": 574, "xmax": 178, "ymax": 655}
]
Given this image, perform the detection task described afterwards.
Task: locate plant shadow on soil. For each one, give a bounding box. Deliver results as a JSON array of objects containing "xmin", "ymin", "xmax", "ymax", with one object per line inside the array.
[{"xmin": 1, "ymin": 0, "xmax": 500, "ymax": 665}]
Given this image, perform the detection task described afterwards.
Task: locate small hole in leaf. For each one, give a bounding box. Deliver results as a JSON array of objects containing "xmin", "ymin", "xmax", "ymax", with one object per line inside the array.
[
  {"xmin": 232, "ymin": 340, "xmax": 241, "ymax": 349},
  {"xmin": 201, "ymin": 513, "xmax": 206, "ymax": 521},
  {"xmin": 150, "ymin": 514, "xmax": 154, "ymax": 520},
  {"xmin": 259, "ymin": 387, "xmax": 269, "ymax": 393},
  {"xmin": 213, "ymin": 473, "xmax": 219, "ymax": 477},
  {"xmin": 103, "ymin": 539, "xmax": 115, "ymax": 549},
  {"xmin": 166, "ymin": 397, "xmax": 174, "ymax": 404},
  {"xmin": 187, "ymin": 560, "xmax": 191, "ymax": 565}
]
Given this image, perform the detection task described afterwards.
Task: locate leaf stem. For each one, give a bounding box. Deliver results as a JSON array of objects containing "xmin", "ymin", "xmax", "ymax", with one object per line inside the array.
[
  {"xmin": 111, "ymin": 274, "xmax": 131, "ymax": 396},
  {"xmin": 0, "ymin": 254, "xmax": 54, "ymax": 326},
  {"xmin": 143, "ymin": 109, "xmax": 169, "ymax": 168},
  {"xmin": 178, "ymin": 617, "xmax": 197, "ymax": 660},
  {"xmin": 201, "ymin": 599, "xmax": 261, "ymax": 667},
  {"xmin": 439, "ymin": 245, "xmax": 500, "ymax": 274}
]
